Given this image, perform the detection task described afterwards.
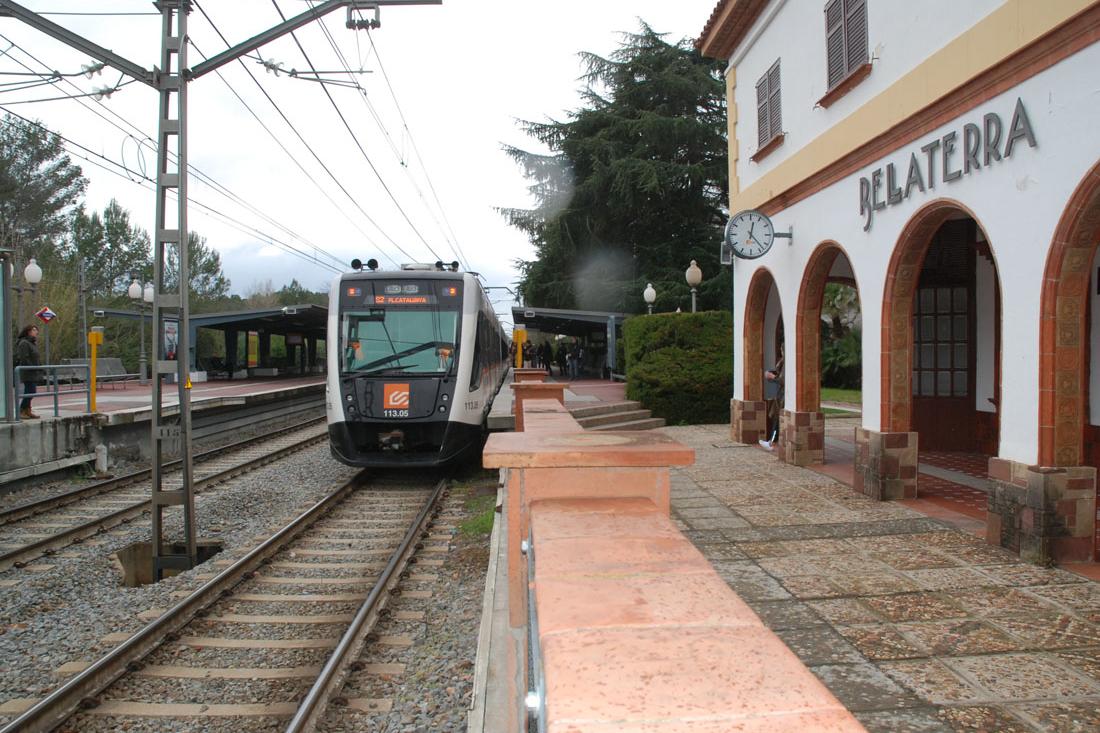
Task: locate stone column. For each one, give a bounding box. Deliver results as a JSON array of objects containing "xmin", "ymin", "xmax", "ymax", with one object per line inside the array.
[
  {"xmin": 778, "ymin": 409, "xmax": 824, "ymax": 465},
  {"xmin": 987, "ymin": 457, "xmax": 1097, "ymax": 564},
  {"xmin": 730, "ymin": 399, "xmax": 767, "ymax": 444},
  {"xmin": 853, "ymin": 427, "xmax": 918, "ymax": 500}
]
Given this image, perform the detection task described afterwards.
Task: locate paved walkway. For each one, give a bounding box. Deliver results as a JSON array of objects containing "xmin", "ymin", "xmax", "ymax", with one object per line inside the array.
[{"xmin": 662, "ymin": 423, "xmax": 1100, "ymax": 733}]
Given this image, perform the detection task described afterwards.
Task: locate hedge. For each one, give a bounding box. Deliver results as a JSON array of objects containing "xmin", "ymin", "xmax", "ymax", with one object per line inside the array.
[{"xmin": 623, "ymin": 310, "xmax": 732, "ymax": 425}]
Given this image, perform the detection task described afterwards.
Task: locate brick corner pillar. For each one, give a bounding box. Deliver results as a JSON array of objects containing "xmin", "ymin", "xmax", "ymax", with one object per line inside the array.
[
  {"xmin": 730, "ymin": 399, "xmax": 766, "ymax": 444},
  {"xmin": 853, "ymin": 427, "xmax": 918, "ymax": 500},
  {"xmin": 986, "ymin": 457, "xmax": 1097, "ymax": 565},
  {"xmin": 510, "ymin": 382, "xmax": 566, "ymax": 431},
  {"xmin": 777, "ymin": 410, "xmax": 824, "ymax": 466}
]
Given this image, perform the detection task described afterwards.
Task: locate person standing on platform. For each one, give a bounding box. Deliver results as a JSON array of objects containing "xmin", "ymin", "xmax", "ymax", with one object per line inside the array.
[
  {"xmin": 556, "ymin": 342, "xmax": 567, "ymax": 377},
  {"xmin": 14, "ymin": 325, "xmax": 41, "ymax": 419},
  {"xmin": 760, "ymin": 355, "xmax": 784, "ymax": 450}
]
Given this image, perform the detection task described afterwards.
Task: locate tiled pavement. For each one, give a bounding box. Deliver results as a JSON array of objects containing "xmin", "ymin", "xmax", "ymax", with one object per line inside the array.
[{"xmin": 662, "ymin": 424, "xmax": 1100, "ymax": 733}]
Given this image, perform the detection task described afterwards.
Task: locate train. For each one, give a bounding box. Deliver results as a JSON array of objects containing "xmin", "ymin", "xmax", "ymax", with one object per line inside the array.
[{"xmin": 326, "ymin": 259, "xmax": 511, "ymax": 467}]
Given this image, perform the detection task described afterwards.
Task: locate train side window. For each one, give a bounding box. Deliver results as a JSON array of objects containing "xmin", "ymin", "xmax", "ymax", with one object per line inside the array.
[{"xmin": 470, "ymin": 312, "xmax": 487, "ymax": 390}]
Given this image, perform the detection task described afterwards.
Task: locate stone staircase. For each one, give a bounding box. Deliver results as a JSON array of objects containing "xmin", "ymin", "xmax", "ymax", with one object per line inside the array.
[{"xmin": 568, "ymin": 400, "xmax": 666, "ymax": 431}]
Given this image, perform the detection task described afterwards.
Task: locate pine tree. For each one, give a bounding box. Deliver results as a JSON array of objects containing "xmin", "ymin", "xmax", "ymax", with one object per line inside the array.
[{"xmin": 501, "ymin": 23, "xmax": 728, "ymax": 313}]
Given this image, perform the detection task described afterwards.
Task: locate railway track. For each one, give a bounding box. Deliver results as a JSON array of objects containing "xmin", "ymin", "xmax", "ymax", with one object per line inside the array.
[
  {"xmin": 0, "ymin": 473, "xmax": 447, "ymax": 733},
  {"xmin": 0, "ymin": 419, "xmax": 328, "ymax": 572}
]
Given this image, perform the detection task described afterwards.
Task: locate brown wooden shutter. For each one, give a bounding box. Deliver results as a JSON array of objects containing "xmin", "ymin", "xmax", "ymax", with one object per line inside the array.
[
  {"xmin": 756, "ymin": 73, "xmax": 770, "ymax": 147},
  {"xmin": 844, "ymin": 0, "xmax": 868, "ymax": 71},
  {"xmin": 767, "ymin": 61, "xmax": 781, "ymax": 140},
  {"xmin": 825, "ymin": 0, "xmax": 846, "ymax": 89}
]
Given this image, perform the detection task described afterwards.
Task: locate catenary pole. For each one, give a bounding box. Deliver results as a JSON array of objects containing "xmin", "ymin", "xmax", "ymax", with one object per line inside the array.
[{"xmin": 0, "ymin": 0, "xmax": 442, "ymax": 580}]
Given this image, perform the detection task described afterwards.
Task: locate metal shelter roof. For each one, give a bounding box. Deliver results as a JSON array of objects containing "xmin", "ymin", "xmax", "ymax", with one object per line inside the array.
[
  {"xmin": 511, "ymin": 305, "xmax": 628, "ymax": 337},
  {"xmin": 93, "ymin": 304, "xmax": 328, "ymax": 338}
]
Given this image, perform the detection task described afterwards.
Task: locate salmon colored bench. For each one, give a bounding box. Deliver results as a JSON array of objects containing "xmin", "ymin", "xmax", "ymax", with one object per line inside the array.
[{"xmin": 481, "ymin": 398, "xmax": 864, "ymax": 731}]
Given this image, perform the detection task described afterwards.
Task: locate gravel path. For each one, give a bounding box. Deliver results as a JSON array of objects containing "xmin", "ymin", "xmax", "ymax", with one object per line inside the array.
[{"xmin": 0, "ymin": 442, "xmax": 359, "ymax": 726}]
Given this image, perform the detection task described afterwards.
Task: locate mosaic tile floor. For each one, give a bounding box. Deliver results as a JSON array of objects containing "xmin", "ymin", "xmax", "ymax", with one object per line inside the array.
[{"xmin": 663, "ymin": 424, "xmax": 1100, "ymax": 733}]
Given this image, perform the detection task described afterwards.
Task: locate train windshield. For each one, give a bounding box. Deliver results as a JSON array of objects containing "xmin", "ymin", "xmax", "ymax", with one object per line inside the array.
[{"xmin": 342, "ymin": 308, "xmax": 460, "ymax": 376}]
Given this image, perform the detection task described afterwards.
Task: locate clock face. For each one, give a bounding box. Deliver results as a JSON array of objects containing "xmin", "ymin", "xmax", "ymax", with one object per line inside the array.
[{"xmin": 724, "ymin": 210, "xmax": 774, "ymax": 260}]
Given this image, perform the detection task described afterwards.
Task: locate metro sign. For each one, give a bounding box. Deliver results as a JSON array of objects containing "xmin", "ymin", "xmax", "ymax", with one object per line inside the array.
[{"xmin": 35, "ymin": 306, "xmax": 56, "ymax": 323}]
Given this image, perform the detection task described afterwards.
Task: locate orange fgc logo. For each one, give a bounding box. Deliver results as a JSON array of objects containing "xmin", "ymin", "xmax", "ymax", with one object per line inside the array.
[{"xmin": 384, "ymin": 383, "xmax": 410, "ymax": 409}]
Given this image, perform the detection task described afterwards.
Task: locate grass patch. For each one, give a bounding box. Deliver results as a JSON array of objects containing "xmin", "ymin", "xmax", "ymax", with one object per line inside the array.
[
  {"xmin": 823, "ymin": 406, "xmax": 859, "ymax": 416},
  {"xmin": 821, "ymin": 387, "xmax": 862, "ymax": 405},
  {"xmin": 459, "ymin": 492, "xmax": 498, "ymax": 537}
]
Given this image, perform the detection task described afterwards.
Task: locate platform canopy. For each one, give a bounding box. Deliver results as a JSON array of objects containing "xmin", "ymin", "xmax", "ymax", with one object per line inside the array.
[
  {"xmin": 92, "ymin": 303, "xmax": 328, "ymax": 371},
  {"xmin": 511, "ymin": 305, "xmax": 628, "ymax": 338}
]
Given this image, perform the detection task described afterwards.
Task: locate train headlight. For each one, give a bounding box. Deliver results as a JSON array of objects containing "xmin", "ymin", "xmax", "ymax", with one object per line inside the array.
[
  {"xmin": 441, "ymin": 394, "xmax": 449, "ymax": 401},
  {"xmin": 439, "ymin": 405, "xmax": 447, "ymax": 413},
  {"xmin": 346, "ymin": 394, "xmax": 353, "ymax": 401}
]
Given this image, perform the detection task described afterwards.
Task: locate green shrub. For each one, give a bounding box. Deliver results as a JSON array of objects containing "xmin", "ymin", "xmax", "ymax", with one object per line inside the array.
[{"xmin": 624, "ymin": 311, "xmax": 731, "ymax": 424}]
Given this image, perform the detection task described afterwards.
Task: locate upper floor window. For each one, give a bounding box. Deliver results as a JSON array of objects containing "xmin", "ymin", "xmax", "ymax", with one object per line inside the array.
[
  {"xmin": 756, "ymin": 59, "xmax": 781, "ymax": 148},
  {"xmin": 825, "ymin": 0, "xmax": 868, "ymax": 89}
]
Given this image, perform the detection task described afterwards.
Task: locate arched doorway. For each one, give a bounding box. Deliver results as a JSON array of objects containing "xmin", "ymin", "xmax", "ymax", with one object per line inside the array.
[
  {"xmin": 1039, "ymin": 161, "xmax": 1100, "ymax": 471},
  {"xmin": 796, "ymin": 242, "xmax": 862, "ymax": 466},
  {"xmin": 743, "ymin": 268, "xmax": 783, "ymax": 443},
  {"xmin": 796, "ymin": 243, "xmax": 861, "ymax": 411},
  {"xmin": 882, "ymin": 201, "xmax": 1002, "ymax": 456}
]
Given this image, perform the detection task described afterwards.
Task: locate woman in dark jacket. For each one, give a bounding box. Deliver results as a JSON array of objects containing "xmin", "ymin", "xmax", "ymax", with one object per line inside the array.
[{"xmin": 14, "ymin": 325, "xmax": 40, "ymax": 419}]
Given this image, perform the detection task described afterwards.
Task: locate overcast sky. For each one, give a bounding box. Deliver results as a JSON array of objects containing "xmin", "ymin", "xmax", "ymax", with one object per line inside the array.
[{"xmin": 0, "ymin": 0, "xmax": 718, "ymax": 324}]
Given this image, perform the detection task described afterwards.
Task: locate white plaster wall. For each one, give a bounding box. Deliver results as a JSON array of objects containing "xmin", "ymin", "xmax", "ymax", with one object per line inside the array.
[
  {"xmin": 733, "ymin": 0, "xmax": 1004, "ymax": 188},
  {"xmin": 731, "ymin": 44, "xmax": 1100, "ymax": 465},
  {"xmin": 975, "ymin": 253, "xmax": 996, "ymax": 414},
  {"xmin": 1091, "ymin": 247, "xmax": 1100, "ymax": 426}
]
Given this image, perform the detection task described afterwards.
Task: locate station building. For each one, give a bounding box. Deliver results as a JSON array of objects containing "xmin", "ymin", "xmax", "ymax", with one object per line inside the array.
[{"xmin": 698, "ymin": 0, "xmax": 1100, "ymax": 563}]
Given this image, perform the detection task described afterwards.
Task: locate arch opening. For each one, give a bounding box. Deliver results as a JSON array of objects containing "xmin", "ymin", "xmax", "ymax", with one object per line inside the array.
[
  {"xmin": 882, "ymin": 202, "xmax": 1002, "ymax": 456},
  {"xmin": 1040, "ymin": 163, "xmax": 1100, "ymax": 471},
  {"xmin": 744, "ymin": 269, "xmax": 783, "ymax": 441}
]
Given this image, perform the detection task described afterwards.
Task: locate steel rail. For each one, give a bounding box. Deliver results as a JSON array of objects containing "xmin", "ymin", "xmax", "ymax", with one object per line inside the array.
[
  {"xmin": 285, "ymin": 478, "xmax": 448, "ymax": 732},
  {"xmin": 0, "ymin": 471, "xmax": 370, "ymax": 733},
  {"xmin": 0, "ymin": 416, "xmax": 326, "ymax": 525},
  {"xmin": 0, "ymin": 428, "xmax": 327, "ymax": 572}
]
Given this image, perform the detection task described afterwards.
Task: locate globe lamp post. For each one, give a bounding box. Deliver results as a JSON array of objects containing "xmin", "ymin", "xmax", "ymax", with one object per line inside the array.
[
  {"xmin": 643, "ymin": 283, "xmax": 656, "ymax": 315},
  {"xmin": 685, "ymin": 260, "xmax": 702, "ymax": 313}
]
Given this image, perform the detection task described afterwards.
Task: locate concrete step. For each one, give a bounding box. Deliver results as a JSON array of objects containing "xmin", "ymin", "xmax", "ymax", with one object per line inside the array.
[
  {"xmin": 567, "ymin": 401, "xmax": 642, "ymax": 419},
  {"xmin": 590, "ymin": 417, "xmax": 667, "ymax": 431},
  {"xmin": 575, "ymin": 409, "xmax": 653, "ymax": 428}
]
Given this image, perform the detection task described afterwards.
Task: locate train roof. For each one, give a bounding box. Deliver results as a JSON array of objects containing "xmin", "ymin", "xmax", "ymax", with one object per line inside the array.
[{"xmin": 340, "ymin": 269, "xmax": 468, "ymax": 281}]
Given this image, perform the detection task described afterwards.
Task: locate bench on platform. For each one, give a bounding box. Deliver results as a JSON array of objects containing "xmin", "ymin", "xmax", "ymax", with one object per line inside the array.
[{"xmin": 480, "ymin": 397, "xmax": 864, "ymax": 732}]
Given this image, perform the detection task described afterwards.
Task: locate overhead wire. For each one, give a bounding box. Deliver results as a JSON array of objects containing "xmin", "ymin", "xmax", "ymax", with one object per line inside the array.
[
  {"xmin": 0, "ymin": 32, "xmax": 349, "ymax": 272},
  {"xmin": 363, "ymin": 22, "xmax": 471, "ymax": 271},
  {"xmin": 0, "ymin": 105, "xmax": 343, "ymax": 274},
  {"xmin": 192, "ymin": 1, "xmax": 419, "ymax": 266},
  {"xmin": 305, "ymin": 2, "xmax": 468, "ymax": 271},
  {"xmin": 270, "ymin": 0, "xmax": 445, "ymax": 264}
]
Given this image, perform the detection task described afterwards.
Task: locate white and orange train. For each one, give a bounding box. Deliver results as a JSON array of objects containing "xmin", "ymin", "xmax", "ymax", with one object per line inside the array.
[{"xmin": 326, "ymin": 260, "xmax": 510, "ymax": 467}]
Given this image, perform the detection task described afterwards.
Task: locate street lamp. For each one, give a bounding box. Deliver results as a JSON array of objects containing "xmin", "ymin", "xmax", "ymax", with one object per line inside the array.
[
  {"xmin": 643, "ymin": 283, "xmax": 656, "ymax": 315},
  {"xmin": 685, "ymin": 260, "xmax": 702, "ymax": 313},
  {"xmin": 129, "ymin": 277, "xmax": 154, "ymax": 384}
]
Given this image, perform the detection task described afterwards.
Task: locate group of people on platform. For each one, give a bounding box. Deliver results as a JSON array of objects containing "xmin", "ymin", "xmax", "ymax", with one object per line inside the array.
[{"xmin": 513, "ymin": 339, "xmax": 587, "ymax": 380}]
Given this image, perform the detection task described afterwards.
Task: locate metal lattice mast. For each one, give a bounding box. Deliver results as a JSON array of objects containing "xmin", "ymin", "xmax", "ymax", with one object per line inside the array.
[{"xmin": 150, "ymin": 0, "xmax": 196, "ymax": 579}]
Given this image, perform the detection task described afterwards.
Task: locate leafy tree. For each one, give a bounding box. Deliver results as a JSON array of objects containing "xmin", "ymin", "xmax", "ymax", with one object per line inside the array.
[
  {"xmin": 276, "ymin": 279, "xmax": 327, "ymax": 306},
  {"xmin": 70, "ymin": 200, "xmax": 153, "ymax": 296},
  {"xmin": 502, "ymin": 23, "xmax": 728, "ymax": 312},
  {"xmin": 165, "ymin": 231, "xmax": 231, "ymax": 310},
  {"xmin": 0, "ymin": 113, "xmax": 86, "ymax": 260}
]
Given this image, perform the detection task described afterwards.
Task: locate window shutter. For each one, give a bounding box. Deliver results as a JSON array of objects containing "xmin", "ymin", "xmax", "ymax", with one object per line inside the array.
[
  {"xmin": 756, "ymin": 74, "xmax": 770, "ymax": 147},
  {"xmin": 844, "ymin": 0, "xmax": 868, "ymax": 72},
  {"xmin": 825, "ymin": 0, "xmax": 846, "ymax": 89},
  {"xmin": 767, "ymin": 61, "xmax": 781, "ymax": 141}
]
